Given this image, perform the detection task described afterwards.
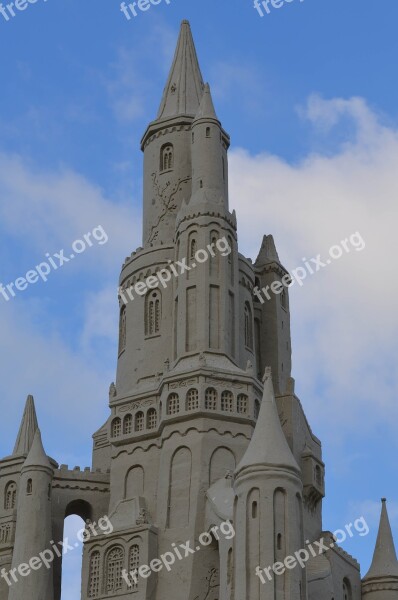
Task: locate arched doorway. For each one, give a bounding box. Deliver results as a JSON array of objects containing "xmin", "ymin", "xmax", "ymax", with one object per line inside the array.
[
  {"xmin": 61, "ymin": 515, "xmax": 85, "ymax": 600},
  {"xmin": 57, "ymin": 500, "xmax": 94, "ymax": 600}
]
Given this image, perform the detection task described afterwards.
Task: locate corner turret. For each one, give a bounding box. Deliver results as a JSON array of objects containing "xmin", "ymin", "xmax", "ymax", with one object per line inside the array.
[
  {"xmin": 8, "ymin": 430, "xmax": 54, "ymax": 600},
  {"xmin": 233, "ymin": 368, "xmax": 305, "ymax": 600},
  {"xmin": 362, "ymin": 499, "xmax": 398, "ymax": 599}
]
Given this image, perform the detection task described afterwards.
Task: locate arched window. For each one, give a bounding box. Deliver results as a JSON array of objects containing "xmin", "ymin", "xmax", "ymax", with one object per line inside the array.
[
  {"xmin": 167, "ymin": 393, "xmax": 179, "ymax": 415},
  {"xmin": 206, "ymin": 127, "xmax": 211, "ymax": 138},
  {"xmin": 160, "ymin": 144, "xmax": 174, "ymax": 171},
  {"xmin": 26, "ymin": 479, "xmax": 33, "ymax": 495},
  {"xmin": 244, "ymin": 302, "xmax": 253, "ymax": 349},
  {"xmin": 129, "ymin": 545, "xmax": 140, "ymax": 591},
  {"xmin": 237, "ymin": 394, "xmax": 248, "ymax": 415},
  {"xmin": 48, "ymin": 484, "xmax": 51, "ymax": 500},
  {"xmin": 221, "ymin": 391, "xmax": 233, "ymax": 412},
  {"xmin": 343, "ymin": 578, "xmax": 352, "ymax": 600},
  {"xmin": 209, "ymin": 231, "xmax": 219, "ymax": 276},
  {"xmin": 4, "ymin": 482, "xmax": 16, "ymax": 510},
  {"xmin": 111, "ymin": 417, "xmax": 121, "ymax": 438},
  {"xmin": 88, "ymin": 550, "xmax": 100, "ymax": 598},
  {"xmin": 147, "ymin": 408, "xmax": 157, "ymax": 430},
  {"xmin": 145, "ymin": 290, "xmax": 161, "ymax": 337},
  {"xmin": 119, "ymin": 305, "xmax": 126, "ymax": 354},
  {"xmin": 135, "ymin": 412, "xmax": 144, "ymax": 432},
  {"xmin": 205, "ymin": 388, "xmax": 217, "ymax": 410},
  {"xmin": 105, "ymin": 546, "xmax": 124, "ymax": 593},
  {"xmin": 0, "ymin": 523, "xmax": 11, "ymax": 544},
  {"xmin": 123, "ymin": 414, "xmax": 133, "ymax": 435},
  {"xmin": 186, "ymin": 388, "xmax": 199, "ymax": 411},
  {"xmin": 189, "ymin": 235, "xmax": 197, "ymax": 261}
]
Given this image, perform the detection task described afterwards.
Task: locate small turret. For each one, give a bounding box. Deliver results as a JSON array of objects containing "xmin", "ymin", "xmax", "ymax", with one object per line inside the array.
[
  {"xmin": 191, "ymin": 83, "xmax": 230, "ymax": 203},
  {"xmin": 254, "ymin": 235, "xmax": 292, "ymax": 392},
  {"xmin": 233, "ymin": 368, "xmax": 304, "ymax": 600},
  {"xmin": 362, "ymin": 498, "xmax": 398, "ymax": 599},
  {"xmin": 8, "ymin": 430, "xmax": 54, "ymax": 600}
]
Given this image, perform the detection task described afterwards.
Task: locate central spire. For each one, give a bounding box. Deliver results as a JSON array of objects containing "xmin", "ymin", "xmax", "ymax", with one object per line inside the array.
[{"xmin": 157, "ymin": 20, "xmax": 204, "ymax": 120}]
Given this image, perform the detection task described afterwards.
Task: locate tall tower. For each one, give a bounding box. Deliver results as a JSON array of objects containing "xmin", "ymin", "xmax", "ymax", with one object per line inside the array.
[
  {"xmin": 362, "ymin": 499, "xmax": 398, "ymax": 599},
  {"xmin": 106, "ymin": 20, "xmax": 263, "ymax": 600}
]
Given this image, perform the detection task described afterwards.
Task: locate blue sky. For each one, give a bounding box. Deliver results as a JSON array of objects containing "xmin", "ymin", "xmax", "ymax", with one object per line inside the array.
[{"xmin": 1, "ymin": 0, "xmax": 398, "ymax": 597}]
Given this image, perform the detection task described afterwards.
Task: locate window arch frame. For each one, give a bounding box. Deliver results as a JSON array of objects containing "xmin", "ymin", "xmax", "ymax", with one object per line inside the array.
[
  {"xmin": 237, "ymin": 394, "xmax": 248, "ymax": 415},
  {"xmin": 205, "ymin": 388, "xmax": 218, "ymax": 410},
  {"xmin": 160, "ymin": 143, "xmax": 174, "ymax": 172},
  {"xmin": 88, "ymin": 549, "xmax": 101, "ymax": 598},
  {"xmin": 104, "ymin": 545, "xmax": 125, "ymax": 594},
  {"xmin": 343, "ymin": 577, "xmax": 352, "ymax": 600},
  {"xmin": 147, "ymin": 408, "xmax": 157, "ymax": 430},
  {"xmin": 4, "ymin": 481, "xmax": 17, "ymax": 510},
  {"xmin": 167, "ymin": 393, "xmax": 180, "ymax": 415},
  {"xmin": 128, "ymin": 544, "xmax": 140, "ymax": 591},
  {"xmin": 123, "ymin": 414, "xmax": 133, "ymax": 435},
  {"xmin": 111, "ymin": 417, "xmax": 122, "ymax": 438},
  {"xmin": 186, "ymin": 388, "xmax": 199, "ymax": 411},
  {"xmin": 221, "ymin": 391, "xmax": 234, "ymax": 412},
  {"xmin": 145, "ymin": 289, "xmax": 162, "ymax": 337},
  {"xmin": 135, "ymin": 411, "xmax": 145, "ymax": 432}
]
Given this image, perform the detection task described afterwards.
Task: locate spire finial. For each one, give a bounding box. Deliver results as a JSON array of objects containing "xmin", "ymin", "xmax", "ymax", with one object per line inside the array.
[
  {"xmin": 13, "ymin": 395, "xmax": 39, "ymax": 456},
  {"xmin": 157, "ymin": 21, "xmax": 204, "ymax": 119}
]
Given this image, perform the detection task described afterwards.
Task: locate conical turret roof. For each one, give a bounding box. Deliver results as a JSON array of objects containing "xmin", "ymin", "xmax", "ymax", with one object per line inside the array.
[
  {"xmin": 194, "ymin": 83, "xmax": 218, "ymax": 122},
  {"xmin": 255, "ymin": 235, "xmax": 280, "ymax": 267},
  {"xmin": 157, "ymin": 20, "xmax": 204, "ymax": 120},
  {"xmin": 23, "ymin": 429, "xmax": 51, "ymax": 470},
  {"xmin": 236, "ymin": 368, "xmax": 299, "ymax": 475},
  {"xmin": 13, "ymin": 395, "xmax": 39, "ymax": 456},
  {"xmin": 364, "ymin": 499, "xmax": 398, "ymax": 581}
]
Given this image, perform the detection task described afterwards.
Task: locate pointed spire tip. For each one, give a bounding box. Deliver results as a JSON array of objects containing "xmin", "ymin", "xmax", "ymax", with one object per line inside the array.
[{"xmin": 13, "ymin": 394, "xmax": 39, "ymax": 456}]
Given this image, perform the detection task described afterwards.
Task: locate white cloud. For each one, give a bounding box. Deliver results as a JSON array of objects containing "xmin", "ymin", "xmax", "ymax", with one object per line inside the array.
[
  {"xmin": 229, "ymin": 95, "xmax": 398, "ymax": 440},
  {"xmin": 0, "ymin": 152, "xmax": 139, "ymax": 272},
  {"xmin": 0, "ymin": 155, "xmax": 140, "ymax": 461}
]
